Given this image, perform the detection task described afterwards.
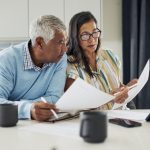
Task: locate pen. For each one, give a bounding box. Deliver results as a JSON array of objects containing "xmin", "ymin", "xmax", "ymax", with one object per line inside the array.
[
  {"xmin": 114, "ymin": 83, "xmax": 138, "ymax": 96},
  {"xmin": 40, "ymin": 97, "xmax": 58, "ymax": 119}
]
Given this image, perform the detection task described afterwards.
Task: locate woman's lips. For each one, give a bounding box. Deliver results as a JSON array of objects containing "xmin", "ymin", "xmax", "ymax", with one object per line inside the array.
[{"xmin": 87, "ymin": 45, "xmax": 96, "ymax": 48}]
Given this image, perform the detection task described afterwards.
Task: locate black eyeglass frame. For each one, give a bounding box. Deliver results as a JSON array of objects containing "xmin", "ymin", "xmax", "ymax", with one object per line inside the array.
[{"xmin": 79, "ymin": 28, "xmax": 101, "ymax": 41}]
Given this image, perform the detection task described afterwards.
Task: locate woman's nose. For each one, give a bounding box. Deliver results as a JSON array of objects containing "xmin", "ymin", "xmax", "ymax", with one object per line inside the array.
[{"xmin": 88, "ymin": 35, "xmax": 95, "ymax": 43}]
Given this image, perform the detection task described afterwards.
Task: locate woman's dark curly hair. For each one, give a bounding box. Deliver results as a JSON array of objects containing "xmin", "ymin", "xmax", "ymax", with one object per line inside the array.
[{"xmin": 67, "ymin": 11, "xmax": 101, "ymax": 77}]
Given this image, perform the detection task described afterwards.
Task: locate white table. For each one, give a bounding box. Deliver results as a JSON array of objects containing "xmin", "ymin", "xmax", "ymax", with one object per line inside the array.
[{"xmin": 0, "ymin": 110, "xmax": 150, "ymax": 150}]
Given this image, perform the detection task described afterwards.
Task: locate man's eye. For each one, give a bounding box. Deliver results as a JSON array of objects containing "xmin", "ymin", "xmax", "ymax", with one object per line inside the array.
[{"xmin": 58, "ymin": 40, "xmax": 65, "ymax": 45}]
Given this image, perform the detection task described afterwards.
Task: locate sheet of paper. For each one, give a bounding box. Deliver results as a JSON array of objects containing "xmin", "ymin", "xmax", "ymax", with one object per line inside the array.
[
  {"xmin": 20, "ymin": 121, "xmax": 80, "ymax": 140},
  {"xmin": 56, "ymin": 78, "xmax": 115, "ymax": 111},
  {"xmin": 107, "ymin": 110, "xmax": 149, "ymax": 123},
  {"xmin": 113, "ymin": 60, "xmax": 150, "ymax": 109}
]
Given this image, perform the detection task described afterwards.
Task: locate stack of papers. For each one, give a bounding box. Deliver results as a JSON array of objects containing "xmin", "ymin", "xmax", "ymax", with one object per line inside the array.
[
  {"xmin": 107, "ymin": 110, "xmax": 149, "ymax": 123},
  {"xmin": 53, "ymin": 60, "xmax": 149, "ymax": 122}
]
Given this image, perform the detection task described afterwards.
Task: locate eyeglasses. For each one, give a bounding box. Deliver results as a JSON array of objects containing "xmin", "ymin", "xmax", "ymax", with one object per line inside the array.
[{"xmin": 80, "ymin": 29, "xmax": 101, "ymax": 41}]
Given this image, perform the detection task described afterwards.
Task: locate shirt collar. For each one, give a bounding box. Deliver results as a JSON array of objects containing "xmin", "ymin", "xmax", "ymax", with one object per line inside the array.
[{"xmin": 23, "ymin": 40, "xmax": 51, "ymax": 71}]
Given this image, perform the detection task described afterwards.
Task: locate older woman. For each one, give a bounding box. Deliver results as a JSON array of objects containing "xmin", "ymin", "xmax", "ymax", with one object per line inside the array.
[{"xmin": 65, "ymin": 11, "xmax": 137, "ymax": 109}]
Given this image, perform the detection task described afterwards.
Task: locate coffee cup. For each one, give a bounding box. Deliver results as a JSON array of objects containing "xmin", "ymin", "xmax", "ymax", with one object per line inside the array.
[
  {"xmin": 0, "ymin": 104, "xmax": 18, "ymax": 127},
  {"xmin": 80, "ymin": 111, "xmax": 107, "ymax": 143}
]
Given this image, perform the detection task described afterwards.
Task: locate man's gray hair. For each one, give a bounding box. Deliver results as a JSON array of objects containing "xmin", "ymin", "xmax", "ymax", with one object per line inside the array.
[{"xmin": 29, "ymin": 15, "xmax": 66, "ymax": 45}]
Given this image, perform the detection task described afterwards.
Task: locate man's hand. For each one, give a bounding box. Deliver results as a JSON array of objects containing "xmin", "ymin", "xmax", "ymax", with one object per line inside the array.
[{"xmin": 31, "ymin": 101, "xmax": 57, "ymax": 121}]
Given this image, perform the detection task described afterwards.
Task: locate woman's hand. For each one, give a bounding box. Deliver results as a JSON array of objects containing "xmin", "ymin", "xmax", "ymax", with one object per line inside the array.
[
  {"xmin": 112, "ymin": 86, "xmax": 129, "ymax": 104},
  {"xmin": 112, "ymin": 78, "xmax": 138, "ymax": 104},
  {"xmin": 31, "ymin": 101, "xmax": 57, "ymax": 121},
  {"xmin": 126, "ymin": 78, "xmax": 138, "ymax": 87}
]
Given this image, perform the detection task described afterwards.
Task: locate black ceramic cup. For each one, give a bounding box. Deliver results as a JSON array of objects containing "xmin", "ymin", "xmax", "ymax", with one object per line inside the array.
[
  {"xmin": 0, "ymin": 104, "xmax": 18, "ymax": 127},
  {"xmin": 80, "ymin": 111, "xmax": 107, "ymax": 143}
]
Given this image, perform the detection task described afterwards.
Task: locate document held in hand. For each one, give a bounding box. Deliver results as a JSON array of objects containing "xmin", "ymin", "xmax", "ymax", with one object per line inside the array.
[
  {"xmin": 56, "ymin": 78, "xmax": 114, "ymax": 112},
  {"xmin": 49, "ymin": 78, "xmax": 114, "ymax": 122},
  {"xmin": 113, "ymin": 59, "xmax": 150, "ymax": 109}
]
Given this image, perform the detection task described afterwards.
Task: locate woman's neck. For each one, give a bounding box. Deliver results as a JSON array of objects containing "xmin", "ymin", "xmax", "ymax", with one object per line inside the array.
[{"xmin": 84, "ymin": 51, "xmax": 97, "ymax": 71}]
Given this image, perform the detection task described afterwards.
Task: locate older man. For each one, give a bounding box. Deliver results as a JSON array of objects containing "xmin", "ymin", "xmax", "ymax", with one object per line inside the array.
[{"xmin": 0, "ymin": 15, "xmax": 68, "ymax": 121}]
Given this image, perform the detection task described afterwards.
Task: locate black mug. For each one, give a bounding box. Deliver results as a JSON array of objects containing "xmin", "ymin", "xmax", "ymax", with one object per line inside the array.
[
  {"xmin": 0, "ymin": 104, "xmax": 18, "ymax": 127},
  {"xmin": 80, "ymin": 111, "xmax": 107, "ymax": 143}
]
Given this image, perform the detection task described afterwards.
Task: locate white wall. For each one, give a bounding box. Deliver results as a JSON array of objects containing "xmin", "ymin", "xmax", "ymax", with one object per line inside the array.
[
  {"xmin": 0, "ymin": 0, "xmax": 123, "ymax": 63},
  {"xmin": 101, "ymin": 0, "xmax": 122, "ymax": 64}
]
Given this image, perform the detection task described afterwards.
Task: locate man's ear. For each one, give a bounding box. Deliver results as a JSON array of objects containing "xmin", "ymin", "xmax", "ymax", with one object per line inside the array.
[{"xmin": 35, "ymin": 37, "xmax": 44, "ymax": 50}]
